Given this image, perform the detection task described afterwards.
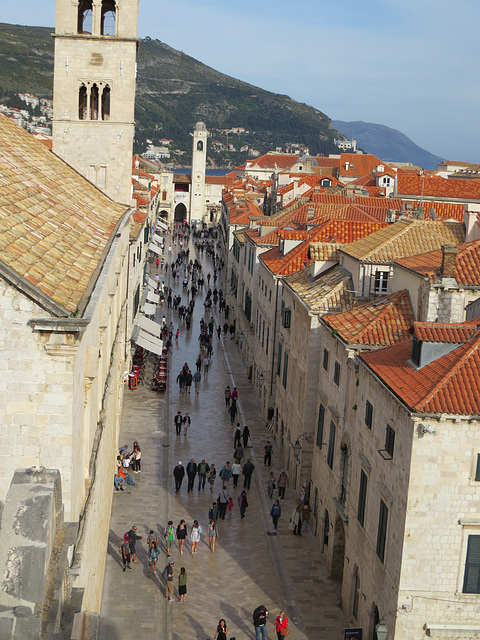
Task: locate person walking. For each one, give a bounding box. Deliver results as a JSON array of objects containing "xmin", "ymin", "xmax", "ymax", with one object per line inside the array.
[
  {"xmin": 207, "ymin": 464, "xmax": 216, "ymax": 492},
  {"xmin": 267, "ymin": 471, "xmax": 276, "ymax": 500},
  {"xmin": 147, "ymin": 529, "xmax": 158, "ymax": 550},
  {"xmin": 238, "ymin": 489, "xmax": 248, "ymax": 519},
  {"xmin": 242, "ymin": 425, "xmax": 250, "ymax": 448},
  {"xmin": 174, "ymin": 411, "xmax": 183, "ymax": 436},
  {"xmin": 208, "ymin": 501, "xmax": 219, "ymax": 524},
  {"xmin": 176, "ymin": 519, "xmax": 188, "ymax": 554},
  {"xmin": 164, "ymin": 560, "xmax": 175, "ymax": 601},
  {"xmin": 290, "ymin": 501, "xmax": 302, "ymax": 536},
  {"xmin": 234, "ymin": 444, "xmax": 244, "ymax": 463},
  {"xmin": 214, "ymin": 619, "xmax": 228, "ymax": 640},
  {"xmin": 173, "ymin": 461, "xmax": 185, "ymax": 493},
  {"xmin": 127, "ymin": 525, "xmax": 143, "ymax": 563},
  {"xmin": 231, "ymin": 387, "xmax": 238, "ymax": 403},
  {"xmin": 186, "ymin": 458, "xmax": 197, "ymax": 492},
  {"xmin": 178, "ymin": 567, "xmax": 187, "ymax": 602},
  {"xmin": 218, "ymin": 487, "xmax": 229, "ymax": 519},
  {"xmin": 190, "ymin": 520, "xmax": 202, "ymax": 554},
  {"xmin": 193, "ymin": 370, "xmax": 201, "ymax": 394},
  {"xmin": 224, "ymin": 385, "xmax": 231, "ymax": 407},
  {"xmin": 242, "ymin": 459, "xmax": 255, "ymax": 490},
  {"xmin": 253, "ymin": 605, "xmax": 269, "ymax": 640},
  {"xmin": 277, "ymin": 470, "xmax": 288, "ymax": 501},
  {"xmin": 197, "ymin": 459, "xmax": 210, "ymax": 490},
  {"xmin": 231, "ymin": 460, "xmax": 242, "ymax": 488},
  {"xmin": 302, "ymin": 503, "xmax": 312, "ymax": 533},
  {"xmin": 164, "ymin": 520, "xmax": 176, "ymax": 557},
  {"xmin": 264, "ymin": 440, "xmax": 272, "ymax": 467},
  {"xmin": 148, "ymin": 541, "xmax": 160, "ymax": 576},
  {"xmin": 270, "ymin": 500, "xmax": 281, "ymax": 532},
  {"xmin": 120, "ymin": 539, "xmax": 131, "ymax": 572},
  {"xmin": 275, "ymin": 611, "xmax": 289, "ymax": 639},
  {"xmin": 185, "ymin": 369, "xmax": 193, "ymax": 394},
  {"xmin": 183, "ymin": 413, "xmax": 191, "ymax": 435},
  {"xmin": 207, "ymin": 519, "xmax": 218, "ymax": 553},
  {"xmin": 229, "ymin": 402, "xmax": 237, "ymax": 424},
  {"xmin": 234, "ymin": 423, "xmax": 242, "ymax": 448},
  {"xmin": 220, "ymin": 461, "xmax": 232, "ymax": 489}
]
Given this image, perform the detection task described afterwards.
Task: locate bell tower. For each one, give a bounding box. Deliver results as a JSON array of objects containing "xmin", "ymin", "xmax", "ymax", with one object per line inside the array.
[
  {"xmin": 190, "ymin": 121, "xmax": 208, "ymax": 222},
  {"xmin": 52, "ymin": 0, "xmax": 139, "ymax": 205}
]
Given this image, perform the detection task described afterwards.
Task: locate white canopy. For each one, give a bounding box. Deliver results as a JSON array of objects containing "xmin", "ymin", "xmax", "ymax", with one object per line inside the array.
[
  {"xmin": 156, "ymin": 219, "xmax": 168, "ymax": 231},
  {"xmin": 149, "ymin": 243, "xmax": 162, "ymax": 255},
  {"xmin": 146, "ymin": 291, "xmax": 160, "ymax": 304},
  {"xmin": 137, "ymin": 315, "xmax": 162, "ymax": 338},
  {"xmin": 153, "ymin": 233, "xmax": 164, "ymax": 244},
  {"xmin": 142, "ymin": 302, "xmax": 156, "ymax": 315},
  {"xmin": 135, "ymin": 334, "xmax": 163, "ymax": 356},
  {"xmin": 148, "ymin": 277, "xmax": 158, "ymax": 289}
]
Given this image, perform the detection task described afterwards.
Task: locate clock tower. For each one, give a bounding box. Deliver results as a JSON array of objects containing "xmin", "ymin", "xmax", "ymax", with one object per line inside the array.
[
  {"xmin": 190, "ymin": 121, "xmax": 208, "ymax": 223},
  {"xmin": 52, "ymin": 0, "xmax": 139, "ymax": 205}
]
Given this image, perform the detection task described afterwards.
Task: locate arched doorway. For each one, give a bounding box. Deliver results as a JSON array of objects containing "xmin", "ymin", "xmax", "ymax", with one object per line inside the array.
[
  {"xmin": 159, "ymin": 210, "xmax": 169, "ymax": 222},
  {"xmin": 174, "ymin": 203, "xmax": 187, "ymax": 223},
  {"xmin": 332, "ymin": 515, "xmax": 345, "ymax": 580}
]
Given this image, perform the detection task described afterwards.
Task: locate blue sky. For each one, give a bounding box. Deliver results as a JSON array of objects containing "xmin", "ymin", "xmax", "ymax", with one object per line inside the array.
[{"xmin": 4, "ymin": 0, "xmax": 479, "ymax": 162}]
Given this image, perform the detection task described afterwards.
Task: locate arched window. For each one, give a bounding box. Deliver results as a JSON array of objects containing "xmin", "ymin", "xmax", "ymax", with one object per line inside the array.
[
  {"xmin": 162, "ymin": 190, "xmax": 167, "ymax": 201},
  {"xmin": 101, "ymin": 0, "xmax": 116, "ymax": 36},
  {"xmin": 101, "ymin": 85, "xmax": 111, "ymax": 120},
  {"xmin": 78, "ymin": 0, "xmax": 93, "ymax": 34},
  {"xmin": 78, "ymin": 84, "xmax": 88, "ymax": 120},
  {"xmin": 197, "ymin": 140, "xmax": 203, "ymax": 151},
  {"xmin": 90, "ymin": 84, "xmax": 99, "ymax": 120}
]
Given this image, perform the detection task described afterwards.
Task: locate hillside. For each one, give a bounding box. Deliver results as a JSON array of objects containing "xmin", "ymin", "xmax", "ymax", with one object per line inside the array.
[
  {"xmin": 332, "ymin": 120, "xmax": 444, "ymax": 170},
  {"xmin": 0, "ymin": 22, "xmax": 339, "ymax": 164}
]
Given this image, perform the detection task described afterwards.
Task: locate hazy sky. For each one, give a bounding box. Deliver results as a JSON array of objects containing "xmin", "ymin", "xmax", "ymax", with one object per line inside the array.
[{"xmin": 4, "ymin": 0, "xmax": 479, "ymax": 162}]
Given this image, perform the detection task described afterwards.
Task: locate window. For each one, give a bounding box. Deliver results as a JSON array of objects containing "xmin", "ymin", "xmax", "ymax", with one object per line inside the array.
[
  {"xmin": 327, "ymin": 421, "xmax": 336, "ymax": 469},
  {"xmin": 340, "ymin": 449, "xmax": 348, "ymax": 505},
  {"xmin": 262, "ymin": 320, "xmax": 265, "ymax": 347},
  {"xmin": 365, "ymin": 401, "xmax": 373, "ymax": 430},
  {"xmin": 357, "ymin": 470, "xmax": 367, "ymax": 526},
  {"xmin": 376, "ymin": 500, "xmax": 388, "ymax": 563},
  {"xmin": 197, "ymin": 140, "xmax": 203, "ymax": 151},
  {"xmin": 334, "ymin": 361, "xmax": 340, "ymax": 386},
  {"xmin": 385, "ymin": 425, "xmax": 395, "ymax": 458},
  {"xmin": 475, "ymin": 455, "xmax": 480, "ymax": 481},
  {"xmin": 90, "ymin": 83, "xmax": 99, "ymax": 120},
  {"xmin": 323, "ymin": 348, "xmax": 329, "ymax": 371},
  {"xmin": 244, "ymin": 291, "xmax": 252, "ymax": 322},
  {"xmin": 101, "ymin": 85, "xmax": 110, "ymax": 120},
  {"xmin": 101, "ymin": 0, "xmax": 116, "ymax": 36},
  {"xmin": 276, "ymin": 343, "xmax": 282, "ymax": 377},
  {"xmin": 78, "ymin": 84, "xmax": 87, "ymax": 119},
  {"xmin": 266, "ymin": 327, "xmax": 269, "ymax": 355},
  {"xmin": 162, "ymin": 190, "xmax": 167, "ymax": 201},
  {"xmin": 352, "ymin": 571, "xmax": 360, "ymax": 620},
  {"xmin": 282, "ymin": 307, "xmax": 291, "ymax": 328},
  {"xmin": 374, "ymin": 270, "xmax": 389, "ymax": 294},
  {"xmin": 316, "ymin": 404, "xmax": 325, "ymax": 448},
  {"xmin": 78, "ymin": 0, "xmax": 93, "ymax": 33},
  {"xmin": 282, "ymin": 352, "xmax": 289, "ymax": 389},
  {"xmin": 463, "ymin": 535, "xmax": 480, "ymax": 593}
]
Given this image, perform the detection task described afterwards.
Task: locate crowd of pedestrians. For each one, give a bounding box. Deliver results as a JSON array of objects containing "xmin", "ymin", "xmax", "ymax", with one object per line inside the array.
[{"xmin": 115, "ymin": 223, "xmax": 301, "ymax": 638}]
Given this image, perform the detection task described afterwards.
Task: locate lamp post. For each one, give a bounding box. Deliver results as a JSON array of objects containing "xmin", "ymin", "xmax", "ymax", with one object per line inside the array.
[
  {"xmin": 239, "ymin": 332, "xmax": 244, "ymax": 349},
  {"xmin": 292, "ymin": 439, "xmax": 301, "ymax": 460},
  {"xmin": 375, "ymin": 619, "xmax": 388, "ymax": 640},
  {"xmin": 258, "ymin": 372, "xmax": 265, "ymax": 387}
]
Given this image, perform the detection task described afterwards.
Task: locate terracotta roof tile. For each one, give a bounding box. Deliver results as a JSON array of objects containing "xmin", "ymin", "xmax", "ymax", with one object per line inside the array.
[
  {"xmin": 0, "ymin": 114, "xmax": 128, "ymax": 315},
  {"xmin": 323, "ymin": 289, "xmax": 414, "ymax": 347},
  {"xmin": 283, "ymin": 265, "xmax": 354, "ymax": 313},
  {"xmin": 360, "ymin": 325, "xmax": 480, "ymax": 415},
  {"xmin": 342, "ymin": 219, "xmax": 465, "ymax": 262},
  {"xmin": 397, "ymin": 174, "xmax": 480, "ymax": 201},
  {"xmin": 395, "ymin": 239, "xmax": 480, "ymax": 286},
  {"xmin": 412, "ymin": 321, "xmax": 479, "ymax": 343}
]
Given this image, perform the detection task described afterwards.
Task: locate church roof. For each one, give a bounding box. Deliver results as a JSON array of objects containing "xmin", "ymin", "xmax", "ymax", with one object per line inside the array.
[{"xmin": 0, "ymin": 114, "xmax": 130, "ymax": 315}]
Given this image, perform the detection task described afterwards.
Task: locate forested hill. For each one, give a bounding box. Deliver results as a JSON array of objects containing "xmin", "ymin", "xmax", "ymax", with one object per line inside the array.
[{"xmin": 0, "ymin": 22, "xmax": 339, "ymax": 163}]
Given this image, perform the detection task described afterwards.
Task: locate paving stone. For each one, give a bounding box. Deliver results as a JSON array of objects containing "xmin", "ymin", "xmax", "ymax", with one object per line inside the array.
[{"xmin": 99, "ymin": 237, "xmax": 347, "ymax": 639}]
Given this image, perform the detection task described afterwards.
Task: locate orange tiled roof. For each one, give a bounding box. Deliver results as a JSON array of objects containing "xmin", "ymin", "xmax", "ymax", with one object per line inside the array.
[
  {"xmin": 413, "ymin": 321, "xmax": 479, "ymax": 344},
  {"xmin": 342, "ymin": 219, "xmax": 465, "ymax": 262},
  {"xmin": 338, "ymin": 153, "xmax": 386, "ymax": 177},
  {"xmin": 246, "ymin": 153, "xmax": 299, "ymax": 170},
  {"xmin": 322, "ymin": 289, "xmax": 414, "ymax": 347},
  {"xmin": 397, "ymin": 174, "xmax": 480, "ymax": 201},
  {"xmin": 283, "ymin": 265, "xmax": 355, "ymax": 313},
  {"xmin": 0, "ymin": 113, "xmax": 128, "ymax": 315},
  {"xmin": 359, "ymin": 324, "xmax": 480, "ymax": 415},
  {"xmin": 395, "ymin": 239, "xmax": 480, "ymax": 286}
]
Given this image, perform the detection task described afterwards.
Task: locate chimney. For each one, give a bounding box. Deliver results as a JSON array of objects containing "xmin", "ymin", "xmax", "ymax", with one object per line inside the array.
[{"xmin": 440, "ymin": 244, "xmax": 459, "ymax": 280}]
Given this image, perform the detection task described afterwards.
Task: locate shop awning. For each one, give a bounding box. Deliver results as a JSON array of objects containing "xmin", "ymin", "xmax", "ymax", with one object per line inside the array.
[
  {"xmin": 146, "ymin": 291, "xmax": 160, "ymax": 304},
  {"xmin": 137, "ymin": 315, "xmax": 162, "ymax": 338},
  {"xmin": 156, "ymin": 220, "xmax": 168, "ymax": 231},
  {"xmin": 153, "ymin": 233, "xmax": 164, "ymax": 244},
  {"xmin": 148, "ymin": 277, "xmax": 158, "ymax": 289},
  {"xmin": 149, "ymin": 243, "xmax": 162, "ymax": 255},
  {"xmin": 142, "ymin": 302, "xmax": 156, "ymax": 315},
  {"xmin": 135, "ymin": 334, "xmax": 164, "ymax": 356}
]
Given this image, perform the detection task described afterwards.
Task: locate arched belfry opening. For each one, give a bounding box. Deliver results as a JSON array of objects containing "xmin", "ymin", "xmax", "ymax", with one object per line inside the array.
[
  {"xmin": 101, "ymin": 0, "xmax": 116, "ymax": 36},
  {"xmin": 101, "ymin": 85, "xmax": 111, "ymax": 120},
  {"xmin": 78, "ymin": 84, "xmax": 87, "ymax": 120},
  {"xmin": 197, "ymin": 140, "xmax": 203, "ymax": 152},
  {"xmin": 78, "ymin": 0, "xmax": 93, "ymax": 34}
]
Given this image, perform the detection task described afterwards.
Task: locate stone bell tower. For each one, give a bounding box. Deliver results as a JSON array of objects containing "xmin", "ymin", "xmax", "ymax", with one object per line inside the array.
[
  {"xmin": 189, "ymin": 121, "xmax": 209, "ymax": 222},
  {"xmin": 52, "ymin": 0, "xmax": 139, "ymax": 205}
]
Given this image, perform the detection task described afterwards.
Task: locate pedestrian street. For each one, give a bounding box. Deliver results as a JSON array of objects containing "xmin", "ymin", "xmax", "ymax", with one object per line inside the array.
[{"xmin": 99, "ymin": 229, "xmax": 347, "ymax": 639}]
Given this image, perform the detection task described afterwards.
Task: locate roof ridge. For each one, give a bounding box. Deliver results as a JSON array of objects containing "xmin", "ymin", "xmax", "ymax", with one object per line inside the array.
[{"xmin": 416, "ymin": 330, "xmax": 480, "ymax": 410}]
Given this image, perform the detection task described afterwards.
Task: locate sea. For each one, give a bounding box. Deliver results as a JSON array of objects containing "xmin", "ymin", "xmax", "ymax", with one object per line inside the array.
[{"xmin": 172, "ymin": 168, "xmax": 229, "ymax": 177}]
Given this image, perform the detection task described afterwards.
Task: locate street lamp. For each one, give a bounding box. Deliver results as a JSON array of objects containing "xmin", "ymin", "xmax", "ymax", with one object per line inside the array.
[
  {"xmin": 239, "ymin": 332, "xmax": 244, "ymax": 348},
  {"xmin": 258, "ymin": 372, "xmax": 264, "ymax": 387},
  {"xmin": 375, "ymin": 619, "xmax": 388, "ymax": 640},
  {"xmin": 292, "ymin": 439, "xmax": 302, "ymax": 459}
]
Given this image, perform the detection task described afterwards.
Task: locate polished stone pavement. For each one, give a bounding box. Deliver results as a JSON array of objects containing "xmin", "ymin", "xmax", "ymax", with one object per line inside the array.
[{"xmin": 98, "ymin": 233, "xmax": 347, "ymax": 640}]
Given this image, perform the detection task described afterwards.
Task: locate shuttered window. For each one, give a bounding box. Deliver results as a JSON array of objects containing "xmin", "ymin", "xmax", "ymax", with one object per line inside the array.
[
  {"xmin": 357, "ymin": 470, "xmax": 367, "ymax": 527},
  {"xmin": 376, "ymin": 500, "xmax": 388, "ymax": 563},
  {"xmin": 365, "ymin": 401, "xmax": 373, "ymax": 429},
  {"xmin": 327, "ymin": 421, "xmax": 336, "ymax": 469},
  {"xmin": 475, "ymin": 454, "xmax": 480, "ymax": 481},
  {"xmin": 385, "ymin": 425, "xmax": 395, "ymax": 458},
  {"xmin": 463, "ymin": 535, "xmax": 480, "ymax": 593},
  {"xmin": 316, "ymin": 404, "xmax": 325, "ymax": 448}
]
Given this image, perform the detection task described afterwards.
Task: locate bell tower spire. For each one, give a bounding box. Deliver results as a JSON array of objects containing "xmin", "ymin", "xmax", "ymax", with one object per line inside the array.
[
  {"xmin": 52, "ymin": 0, "xmax": 139, "ymax": 205},
  {"xmin": 190, "ymin": 121, "xmax": 208, "ymax": 223}
]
